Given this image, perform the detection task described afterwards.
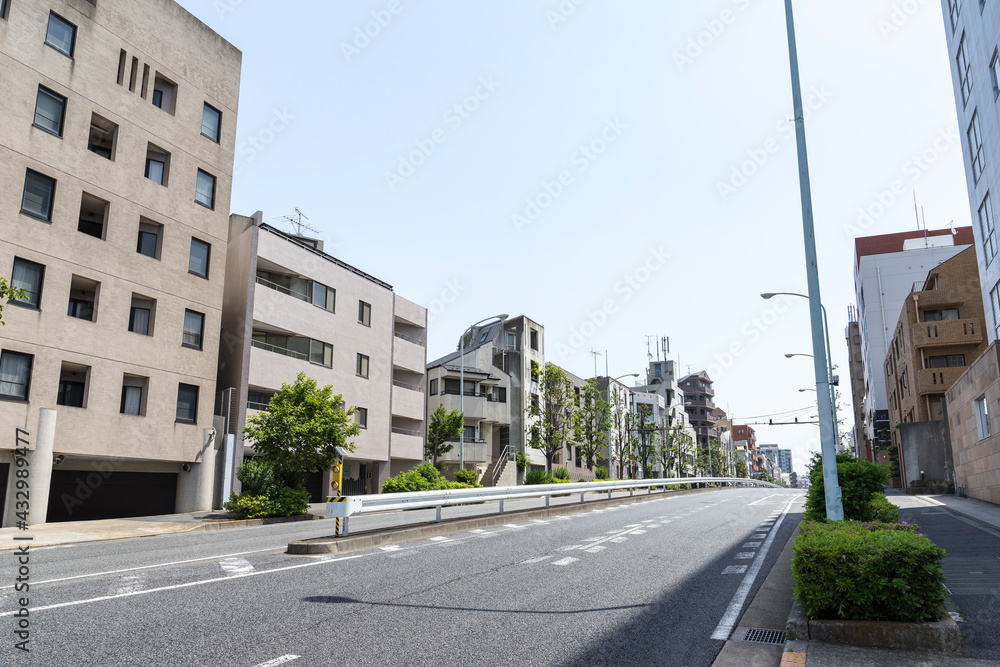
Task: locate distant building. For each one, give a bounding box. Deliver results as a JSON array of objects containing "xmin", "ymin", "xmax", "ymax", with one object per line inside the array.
[
  {"xmin": 846, "ymin": 308, "xmax": 869, "ymax": 460},
  {"xmin": 760, "ymin": 444, "xmax": 793, "ymax": 475},
  {"xmin": 680, "ymin": 370, "xmax": 718, "ymax": 450}
]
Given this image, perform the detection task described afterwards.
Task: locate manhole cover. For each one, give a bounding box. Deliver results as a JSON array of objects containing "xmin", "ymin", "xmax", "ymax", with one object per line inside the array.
[{"xmin": 742, "ymin": 628, "xmax": 786, "ymax": 645}]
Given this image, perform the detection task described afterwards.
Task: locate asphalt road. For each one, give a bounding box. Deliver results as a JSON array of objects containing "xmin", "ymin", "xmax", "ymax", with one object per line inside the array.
[{"xmin": 0, "ymin": 487, "xmax": 803, "ymax": 667}]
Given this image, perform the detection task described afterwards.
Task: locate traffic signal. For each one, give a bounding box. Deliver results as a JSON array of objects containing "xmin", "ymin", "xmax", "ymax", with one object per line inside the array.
[{"xmin": 330, "ymin": 462, "xmax": 343, "ymax": 497}]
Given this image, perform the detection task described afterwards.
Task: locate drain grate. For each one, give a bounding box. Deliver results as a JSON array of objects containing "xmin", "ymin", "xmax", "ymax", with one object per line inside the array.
[{"xmin": 742, "ymin": 628, "xmax": 786, "ymax": 645}]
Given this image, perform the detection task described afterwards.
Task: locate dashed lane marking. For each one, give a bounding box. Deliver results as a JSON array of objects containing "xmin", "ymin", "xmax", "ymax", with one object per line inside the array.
[
  {"xmin": 735, "ymin": 552, "xmax": 755, "ymax": 560},
  {"xmin": 552, "ymin": 557, "xmax": 579, "ymax": 566},
  {"xmin": 219, "ymin": 558, "xmax": 255, "ymax": 576},
  {"xmin": 722, "ymin": 566, "xmax": 748, "ymax": 575},
  {"xmin": 522, "ymin": 555, "xmax": 553, "ymax": 564},
  {"xmin": 743, "ymin": 542, "xmax": 761, "ymax": 548},
  {"xmin": 585, "ymin": 546, "xmax": 606, "ymax": 554},
  {"xmin": 611, "ymin": 537, "xmax": 628, "ymax": 543},
  {"xmin": 253, "ymin": 655, "xmax": 300, "ymax": 667}
]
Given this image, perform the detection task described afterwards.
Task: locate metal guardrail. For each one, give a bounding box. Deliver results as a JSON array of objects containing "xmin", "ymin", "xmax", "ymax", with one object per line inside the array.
[{"xmin": 325, "ymin": 476, "xmax": 779, "ymax": 533}]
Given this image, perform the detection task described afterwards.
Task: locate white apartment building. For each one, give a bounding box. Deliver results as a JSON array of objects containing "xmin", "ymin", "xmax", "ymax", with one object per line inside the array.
[
  {"xmin": 218, "ymin": 214, "xmax": 427, "ymax": 499},
  {"xmin": 0, "ymin": 0, "xmax": 241, "ymax": 524}
]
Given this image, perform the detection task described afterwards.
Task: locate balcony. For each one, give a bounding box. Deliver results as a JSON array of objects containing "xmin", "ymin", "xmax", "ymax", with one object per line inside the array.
[
  {"xmin": 251, "ymin": 338, "xmax": 307, "ymax": 361},
  {"xmin": 440, "ymin": 439, "xmax": 488, "ymax": 464},
  {"xmin": 917, "ymin": 367, "xmax": 967, "ymax": 395},
  {"xmin": 393, "ymin": 335, "xmax": 425, "ymax": 374},
  {"xmin": 391, "ymin": 384, "xmax": 424, "ymax": 420},
  {"xmin": 912, "ymin": 319, "xmax": 982, "ymax": 349},
  {"xmin": 390, "ymin": 428, "xmax": 423, "ymax": 460}
]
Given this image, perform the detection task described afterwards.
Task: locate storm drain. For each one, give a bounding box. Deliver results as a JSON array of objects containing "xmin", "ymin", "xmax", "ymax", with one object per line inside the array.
[{"xmin": 742, "ymin": 628, "xmax": 786, "ymax": 645}]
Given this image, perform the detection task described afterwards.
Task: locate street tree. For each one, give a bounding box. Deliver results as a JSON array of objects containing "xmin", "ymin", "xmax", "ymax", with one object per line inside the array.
[
  {"xmin": 425, "ymin": 403, "xmax": 464, "ymax": 466},
  {"xmin": 528, "ymin": 363, "xmax": 575, "ymax": 473},
  {"xmin": 656, "ymin": 424, "xmax": 683, "ymax": 478},
  {"xmin": 609, "ymin": 389, "xmax": 632, "ymax": 479},
  {"xmin": 633, "ymin": 403, "xmax": 658, "ymax": 479},
  {"xmin": 735, "ymin": 457, "xmax": 748, "ymax": 478},
  {"xmin": 572, "ymin": 378, "xmax": 610, "ymax": 471},
  {"xmin": 0, "ymin": 277, "xmax": 26, "ymax": 325}
]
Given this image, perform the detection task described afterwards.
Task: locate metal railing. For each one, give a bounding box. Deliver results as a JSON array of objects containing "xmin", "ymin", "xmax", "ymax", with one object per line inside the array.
[
  {"xmin": 255, "ymin": 275, "xmax": 310, "ymax": 303},
  {"xmin": 251, "ymin": 338, "xmax": 308, "ymax": 361},
  {"xmin": 394, "ymin": 330, "xmax": 425, "ymax": 347},
  {"xmin": 492, "ymin": 445, "xmax": 510, "ymax": 487},
  {"xmin": 393, "ymin": 380, "xmax": 424, "ymax": 393},
  {"xmin": 391, "ymin": 426, "xmax": 422, "ymax": 437},
  {"xmin": 325, "ymin": 476, "xmax": 779, "ymax": 532}
]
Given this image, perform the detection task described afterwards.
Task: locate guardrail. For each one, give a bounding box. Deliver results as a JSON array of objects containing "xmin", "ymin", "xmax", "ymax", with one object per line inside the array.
[{"xmin": 326, "ymin": 476, "xmax": 779, "ymax": 535}]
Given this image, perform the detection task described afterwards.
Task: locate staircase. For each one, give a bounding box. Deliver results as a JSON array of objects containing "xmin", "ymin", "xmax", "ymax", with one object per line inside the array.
[{"xmin": 482, "ymin": 446, "xmax": 514, "ymax": 487}]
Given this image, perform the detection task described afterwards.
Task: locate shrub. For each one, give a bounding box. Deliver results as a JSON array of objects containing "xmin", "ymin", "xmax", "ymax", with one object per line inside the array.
[
  {"xmin": 525, "ymin": 469, "xmax": 551, "ymax": 485},
  {"xmin": 552, "ymin": 466, "xmax": 570, "ymax": 480},
  {"xmin": 803, "ymin": 452, "xmax": 891, "ymax": 522},
  {"xmin": 516, "ymin": 451, "xmax": 530, "ymax": 472},
  {"xmin": 224, "ymin": 493, "xmax": 273, "ymax": 519},
  {"xmin": 225, "ymin": 459, "xmax": 311, "ymax": 519},
  {"xmin": 867, "ymin": 492, "xmax": 900, "ymax": 523},
  {"xmin": 236, "ymin": 458, "xmax": 276, "ymax": 496},
  {"xmin": 454, "ymin": 468, "xmax": 479, "ymax": 485},
  {"xmin": 269, "ymin": 486, "xmax": 310, "ymax": 516},
  {"xmin": 792, "ymin": 520, "xmax": 946, "ymax": 622},
  {"xmin": 595, "ymin": 466, "xmax": 609, "ymax": 480},
  {"xmin": 383, "ymin": 463, "xmax": 481, "ymax": 493}
]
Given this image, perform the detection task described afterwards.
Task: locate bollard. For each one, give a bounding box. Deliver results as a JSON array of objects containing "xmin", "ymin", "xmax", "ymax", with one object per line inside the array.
[
  {"xmin": 580, "ymin": 492, "xmax": 585, "ymax": 504},
  {"xmin": 436, "ymin": 505, "xmax": 442, "ymax": 523},
  {"xmin": 499, "ymin": 499, "xmax": 504, "ymax": 515},
  {"xmin": 545, "ymin": 496, "xmax": 550, "ymax": 508}
]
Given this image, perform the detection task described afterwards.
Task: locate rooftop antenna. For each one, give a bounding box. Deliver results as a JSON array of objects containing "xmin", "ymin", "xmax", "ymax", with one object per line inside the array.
[
  {"xmin": 280, "ymin": 207, "xmax": 320, "ymax": 237},
  {"xmin": 645, "ymin": 335, "xmax": 657, "ymax": 361},
  {"xmin": 588, "ymin": 348, "xmax": 603, "ymax": 378},
  {"xmin": 662, "ymin": 336, "xmax": 669, "ymax": 359}
]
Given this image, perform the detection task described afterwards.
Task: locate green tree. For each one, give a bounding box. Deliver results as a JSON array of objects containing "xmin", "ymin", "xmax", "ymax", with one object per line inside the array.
[
  {"xmin": 528, "ymin": 363, "xmax": 575, "ymax": 473},
  {"xmin": 424, "ymin": 403, "xmax": 464, "ymax": 466},
  {"xmin": 735, "ymin": 457, "xmax": 748, "ymax": 478},
  {"xmin": 656, "ymin": 424, "xmax": 684, "ymax": 478},
  {"xmin": 572, "ymin": 379, "xmax": 610, "ymax": 471},
  {"xmin": 0, "ymin": 277, "xmax": 27, "ymax": 325},
  {"xmin": 609, "ymin": 389, "xmax": 632, "ymax": 479},
  {"xmin": 633, "ymin": 403, "xmax": 657, "ymax": 479},
  {"xmin": 243, "ymin": 372, "xmax": 360, "ymax": 485}
]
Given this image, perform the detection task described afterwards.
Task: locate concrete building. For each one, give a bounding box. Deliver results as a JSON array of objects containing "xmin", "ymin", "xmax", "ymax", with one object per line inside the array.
[
  {"xmin": 635, "ymin": 356, "xmax": 697, "ymax": 474},
  {"xmin": 680, "ymin": 370, "xmax": 718, "ymax": 450},
  {"xmin": 596, "ymin": 375, "xmax": 638, "ymax": 479},
  {"xmin": 885, "ymin": 246, "xmax": 986, "ymax": 490},
  {"xmin": 853, "ymin": 229, "xmax": 974, "ymax": 456},
  {"xmin": 218, "ymin": 214, "xmax": 427, "ymax": 499},
  {"xmin": 845, "ymin": 307, "xmax": 869, "ymax": 460},
  {"xmin": 732, "ymin": 424, "xmax": 760, "ymax": 477},
  {"xmin": 0, "ymin": 0, "xmax": 241, "ymax": 524},
  {"xmin": 944, "ymin": 342, "xmax": 1000, "ymax": 504},
  {"xmin": 759, "ymin": 444, "xmax": 792, "ymax": 476}
]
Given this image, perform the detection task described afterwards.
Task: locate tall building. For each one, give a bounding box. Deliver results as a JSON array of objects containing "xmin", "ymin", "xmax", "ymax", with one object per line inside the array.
[
  {"xmin": 853, "ymin": 229, "xmax": 974, "ymax": 455},
  {"xmin": 845, "ymin": 308, "xmax": 868, "ymax": 460},
  {"xmin": 1, "ymin": 0, "xmax": 241, "ymax": 524},
  {"xmin": 217, "ymin": 213, "xmax": 427, "ymax": 499},
  {"xmin": 679, "ymin": 370, "xmax": 718, "ymax": 450},
  {"xmin": 758, "ymin": 443, "xmax": 792, "ymax": 475}
]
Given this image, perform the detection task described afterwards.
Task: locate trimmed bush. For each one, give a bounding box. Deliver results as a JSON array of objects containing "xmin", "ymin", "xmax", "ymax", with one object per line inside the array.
[
  {"xmin": 595, "ymin": 466, "xmax": 609, "ymax": 480},
  {"xmin": 236, "ymin": 457, "xmax": 275, "ymax": 496},
  {"xmin": 224, "ymin": 494, "xmax": 273, "ymax": 519},
  {"xmin": 792, "ymin": 520, "xmax": 946, "ymax": 622},
  {"xmin": 552, "ymin": 466, "xmax": 570, "ymax": 480},
  {"xmin": 524, "ymin": 469, "xmax": 550, "ymax": 485},
  {"xmin": 868, "ymin": 492, "xmax": 900, "ymax": 523},
  {"xmin": 803, "ymin": 452, "xmax": 891, "ymax": 522},
  {"xmin": 454, "ymin": 468, "xmax": 479, "ymax": 485},
  {"xmin": 224, "ymin": 458, "xmax": 311, "ymax": 519},
  {"xmin": 382, "ymin": 463, "xmax": 482, "ymax": 493}
]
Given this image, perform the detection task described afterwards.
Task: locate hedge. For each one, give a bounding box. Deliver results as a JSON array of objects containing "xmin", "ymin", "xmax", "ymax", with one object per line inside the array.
[{"xmin": 382, "ymin": 463, "xmax": 481, "ymax": 493}]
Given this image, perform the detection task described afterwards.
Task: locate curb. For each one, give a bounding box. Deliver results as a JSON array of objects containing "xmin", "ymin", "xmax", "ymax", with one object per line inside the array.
[
  {"xmin": 190, "ymin": 513, "xmax": 324, "ymax": 532},
  {"xmin": 287, "ymin": 486, "xmax": 722, "ymax": 555}
]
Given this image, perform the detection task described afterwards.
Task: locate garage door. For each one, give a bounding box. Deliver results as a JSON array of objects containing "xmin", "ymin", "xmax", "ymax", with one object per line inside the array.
[{"xmin": 46, "ymin": 470, "xmax": 177, "ymax": 523}]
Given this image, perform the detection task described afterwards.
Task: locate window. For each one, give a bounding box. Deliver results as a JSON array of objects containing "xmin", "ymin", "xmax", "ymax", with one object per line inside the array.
[
  {"xmin": 992, "ymin": 282, "xmax": 1000, "ymax": 340},
  {"xmin": 67, "ymin": 275, "xmax": 99, "ymax": 321},
  {"xmin": 1, "ymin": 0, "xmax": 7, "ymax": 20},
  {"xmin": 45, "ymin": 12, "xmax": 76, "ymax": 57},
  {"xmin": 429, "ymin": 379, "xmax": 438, "ymax": 395},
  {"xmin": 136, "ymin": 220, "xmax": 162, "ymax": 259},
  {"xmin": 151, "ymin": 75, "xmax": 177, "ymax": 114},
  {"xmin": 312, "ymin": 282, "xmax": 335, "ymax": 312},
  {"xmin": 948, "ymin": 0, "xmax": 961, "ymax": 31},
  {"xmin": 886, "ymin": 362, "xmax": 892, "ymax": 377},
  {"xmin": 357, "ymin": 353, "xmax": 369, "ymax": 378},
  {"xmin": 506, "ymin": 332, "xmax": 517, "ymax": 350},
  {"xmin": 493, "ymin": 387, "xmax": 506, "ymax": 402},
  {"xmin": 464, "ymin": 379, "xmax": 476, "ymax": 395},
  {"xmin": 957, "ymin": 34, "xmax": 973, "ymax": 105},
  {"xmin": 479, "ymin": 331, "xmax": 489, "ymax": 343},
  {"xmin": 201, "ymin": 103, "xmax": 221, "ymax": 142},
  {"xmin": 0, "ymin": 351, "xmax": 33, "ymax": 401},
  {"xmin": 310, "ymin": 340, "xmax": 333, "ymax": 367},
  {"xmin": 927, "ymin": 354, "xmax": 966, "ymax": 368},
  {"xmin": 462, "ymin": 425, "xmax": 475, "ymax": 441},
  {"xmin": 531, "ymin": 360, "xmax": 539, "ymax": 382},
  {"xmin": 182, "ymin": 310, "xmax": 204, "ymax": 349},
  {"xmin": 195, "ymin": 169, "xmax": 216, "ymax": 209},
  {"xmin": 57, "ymin": 362, "xmax": 88, "ymax": 408},
  {"xmin": 530, "ymin": 329, "xmax": 539, "ymax": 350},
  {"xmin": 975, "ymin": 394, "xmax": 990, "ymax": 439},
  {"xmin": 991, "ymin": 49, "xmax": 1000, "ymax": 99},
  {"xmin": 969, "ymin": 110, "xmax": 985, "ymax": 184},
  {"xmin": 88, "ymin": 113, "xmax": 118, "ymax": 160},
  {"xmin": 923, "ymin": 308, "xmax": 960, "ymax": 322},
  {"xmin": 901, "ymin": 371, "xmax": 908, "ymax": 390},
  {"xmin": 128, "ymin": 295, "xmax": 155, "ymax": 335},
  {"xmin": 176, "ymin": 383, "xmax": 199, "ymax": 423},
  {"xmin": 355, "ymin": 407, "xmax": 368, "ymax": 429},
  {"xmin": 78, "ymin": 193, "xmax": 109, "ymax": 240},
  {"xmin": 21, "ymin": 169, "xmax": 56, "ymax": 221},
  {"xmin": 145, "ymin": 145, "xmax": 169, "ymax": 185},
  {"xmin": 10, "ymin": 258, "xmax": 44, "ymax": 309},
  {"xmin": 189, "ymin": 238, "xmax": 210, "ymax": 278},
  {"xmin": 358, "ymin": 300, "xmax": 371, "ymax": 326},
  {"xmin": 33, "ymin": 86, "xmax": 66, "ymax": 136},
  {"xmin": 981, "ymin": 194, "xmax": 997, "ymax": 264},
  {"xmin": 531, "ymin": 394, "xmax": 539, "ymax": 410},
  {"xmin": 121, "ymin": 376, "xmax": 148, "ymax": 416}
]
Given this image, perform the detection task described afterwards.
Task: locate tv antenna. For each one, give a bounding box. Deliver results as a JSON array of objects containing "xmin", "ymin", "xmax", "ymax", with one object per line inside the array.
[
  {"xmin": 280, "ymin": 207, "xmax": 320, "ymax": 236},
  {"xmin": 645, "ymin": 335, "xmax": 657, "ymax": 361},
  {"xmin": 588, "ymin": 348, "xmax": 603, "ymax": 378}
]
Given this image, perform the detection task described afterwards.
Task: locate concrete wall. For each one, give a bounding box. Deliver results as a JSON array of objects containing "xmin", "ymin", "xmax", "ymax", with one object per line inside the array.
[
  {"xmin": 945, "ymin": 342, "xmax": 1000, "ymax": 504},
  {"xmin": 898, "ymin": 421, "xmax": 953, "ymax": 489}
]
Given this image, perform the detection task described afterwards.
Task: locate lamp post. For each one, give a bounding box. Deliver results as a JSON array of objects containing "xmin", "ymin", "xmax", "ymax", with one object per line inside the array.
[
  {"xmin": 607, "ymin": 373, "xmax": 639, "ymax": 479},
  {"xmin": 459, "ymin": 314, "xmax": 508, "ymax": 470},
  {"xmin": 775, "ymin": 314, "xmax": 840, "ymax": 450}
]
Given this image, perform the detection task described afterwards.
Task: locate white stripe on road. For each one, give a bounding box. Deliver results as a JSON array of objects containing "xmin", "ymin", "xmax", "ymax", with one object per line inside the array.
[
  {"xmin": 748, "ymin": 493, "xmax": 780, "ymax": 506},
  {"xmin": 722, "ymin": 565, "xmax": 747, "ymax": 575},
  {"xmin": 552, "ymin": 557, "xmax": 578, "ymax": 566},
  {"xmin": 0, "ymin": 554, "xmax": 367, "ymax": 618},
  {"xmin": 253, "ymin": 656, "xmax": 300, "ymax": 667},
  {"xmin": 522, "ymin": 555, "xmax": 553, "ymax": 564},
  {"xmin": 219, "ymin": 558, "xmax": 255, "ymax": 576},
  {"xmin": 711, "ymin": 495, "xmax": 799, "ymax": 641}
]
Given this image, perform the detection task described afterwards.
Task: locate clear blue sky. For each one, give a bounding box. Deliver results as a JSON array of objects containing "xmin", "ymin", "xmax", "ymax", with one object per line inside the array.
[{"xmin": 180, "ymin": 0, "xmax": 971, "ymax": 475}]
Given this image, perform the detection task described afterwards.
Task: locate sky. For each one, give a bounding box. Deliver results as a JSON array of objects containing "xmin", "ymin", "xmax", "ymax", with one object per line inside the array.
[{"xmin": 178, "ymin": 0, "xmax": 973, "ymax": 476}]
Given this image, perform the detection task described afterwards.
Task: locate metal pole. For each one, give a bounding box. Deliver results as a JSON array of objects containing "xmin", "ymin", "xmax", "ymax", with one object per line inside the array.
[
  {"xmin": 820, "ymin": 304, "xmax": 840, "ymax": 450},
  {"xmin": 784, "ymin": 0, "xmax": 843, "ymax": 520},
  {"xmin": 460, "ymin": 333, "xmax": 465, "ymax": 470}
]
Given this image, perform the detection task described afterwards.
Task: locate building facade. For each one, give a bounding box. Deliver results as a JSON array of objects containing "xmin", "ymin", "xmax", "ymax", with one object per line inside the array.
[
  {"xmin": 680, "ymin": 370, "xmax": 718, "ymax": 450},
  {"xmin": 1, "ymin": 0, "xmax": 241, "ymax": 524},
  {"xmin": 218, "ymin": 214, "xmax": 427, "ymax": 499},
  {"xmin": 845, "ymin": 308, "xmax": 869, "ymax": 460}
]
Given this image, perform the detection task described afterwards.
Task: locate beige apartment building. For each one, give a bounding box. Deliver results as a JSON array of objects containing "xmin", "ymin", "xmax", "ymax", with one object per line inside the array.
[
  {"xmin": 218, "ymin": 214, "xmax": 427, "ymax": 499},
  {"xmin": 0, "ymin": 0, "xmax": 241, "ymax": 523}
]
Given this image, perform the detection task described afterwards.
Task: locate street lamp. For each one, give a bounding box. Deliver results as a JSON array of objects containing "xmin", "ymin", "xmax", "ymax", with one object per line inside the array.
[
  {"xmin": 608, "ymin": 373, "xmax": 639, "ymax": 479},
  {"xmin": 459, "ymin": 314, "xmax": 508, "ymax": 470}
]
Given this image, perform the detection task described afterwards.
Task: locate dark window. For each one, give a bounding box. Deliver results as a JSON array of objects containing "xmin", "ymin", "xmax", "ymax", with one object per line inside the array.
[
  {"xmin": 927, "ymin": 354, "xmax": 966, "ymax": 368},
  {"xmin": 33, "ymin": 86, "xmax": 66, "ymax": 136},
  {"xmin": 151, "ymin": 89, "xmax": 162, "ymax": 107},
  {"xmin": 67, "ymin": 298, "xmax": 93, "ymax": 320},
  {"xmin": 88, "ymin": 114, "xmax": 118, "ymax": 160},
  {"xmin": 137, "ymin": 231, "xmax": 158, "ymax": 258},
  {"xmin": 11, "ymin": 257, "xmax": 44, "ymax": 308},
  {"xmin": 1, "ymin": 0, "xmax": 8, "ymax": 20},
  {"xmin": 201, "ymin": 103, "xmax": 221, "ymax": 142},
  {"xmin": 969, "ymin": 111, "xmax": 985, "ymax": 184},
  {"xmin": 310, "ymin": 340, "xmax": 333, "ymax": 367},
  {"xmin": 182, "ymin": 310, "xmax": 204, "ymax": 349},
  {"xmin": 444, "ymin": 379, "xmax": 460, "ymax": 394},
  {"xmin": 189, "ymin": 238, "xmax": 210, "ymax": 278},
  {"xmin": 57, "ymin": 380, "xmax": 85, "ymax": 407},
  {"xmin": 356, "ymin": 407, "xmax": 368, "ymax": 429},
  {"xmin": 78, "ymin": 192, "xmax": 108, "ymax": 240},
  {"xmin": 176, "ymin": 384, "xmax": 199, "ymax": 423},
  {"xmin": 129, "ymin": 307, "xmax": 151, "ymax": 335},
  {"xmin": 358, "ymin": 301, "xmax": 371, "ymax": 326},
  {"xmin": 531, "ymin": 360, "xmax": 539, "ymax": 382},
  {"xmin": 357, "ymin": 353, "xmax": 369, "ymax": 378},
  {"xmin": 494, "ymin": 387, "xmax": 507, "ymax": 402},
  {"xmin": 530, "ymin": 329, "xmax": 538, "ymax": 350},
  {"xmin": 923, "ymin": 308, "xmax": 960, "ymax": 322},
  {"xmin": 429, "ymin": 379, "xmax": 438, "ymax": 395},
  {"xmin": 45, "ymin": 12, "xmax": 76, "ymax": 57},
  {"xmin": 145, "ymin": 157, "xmax": 166, "ymax": 184},
  {"xmin": 21, "ymin": 170, "xmax": 56, "ymax": 221},
  {"xmin": 121, "ymin": 384, "xmax": 143, "ymax": 415},
  {"xmin": 0, "ymin": 351, "xmax": 33, "ymax": 401},
  {"xmin": 312, "ymin": 282, "xmax": 335, "ymax": 312},
  {"xmin": 195, "ymin": 169, "xmax": 216, "ymax": 208}
]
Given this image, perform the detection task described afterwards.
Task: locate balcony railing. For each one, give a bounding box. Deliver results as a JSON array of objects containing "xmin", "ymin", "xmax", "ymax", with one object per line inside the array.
[
  {"xmin": 440, "ymin": 389, "xmax": 506, "ymax": 402},
  {"xmin": 255, "ymin": 275, "xmax": 309, "ymax": 303},
  {"xmin": 251, "ymin": 338, "xmax": 307, "ymax": 361},
  {"xmin": 394, "ymin": 331, "xmax": 425, "ymax": 347},
  {"xmin": 391, "ymin": 426, "xmax": 422, "ymax": 437},
  {"xmin": 247, "ymin": 400, "xmax": 270, "ymax": 411},
  {"xmin": 393, "ymin": 380, "xmax": 424, "ymax": 393}
]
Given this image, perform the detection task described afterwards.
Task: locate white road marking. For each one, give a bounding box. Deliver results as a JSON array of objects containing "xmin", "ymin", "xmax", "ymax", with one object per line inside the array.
[
  {"xmin": 219, "ymin": 558, "xmax": 255, "ymax": 576},
  {"xmin": 379, "ymin": 545, "xmax": 401, "ymax": 551},
  {"xmin": 735, "ymin": 552, "xmax": 755, "ymax": 560},
  {"xmin": 522, "ymin": 555, "xmax": 553, "ymax": 564},
  {"xmin": 470, "ymin": 529, "xmax": 485, "ymax": 533},
  {"xmin": 748, "ymin": 493, "xmax": 780, "ymax": 506},
  {"xmin": 711, "ymin": 495, "xmax": 800, "ymax": 640},
  {"xmin": 742, "ymin": 542, "xmax": 761, "ymax": 548},
  {"xmin": 529, "ymin": 519, "xmax": 550, "ymax": 524},
  {"xmin": 558, "ymin": 545, "xmax": 583, "ymax": 551},
  {"xmin": 610, "ymin": 537, "xmax": 628, "ymax": 543},
  {"xmin": 722, "ymin": 565, "xmax": 748, "ymax": 575},
  {"xmin": 253, "ymin": 656, "xmax": 300, "ymax": 667},
  {"xmin": 112, "ymin": 575, "xmax": 143, "ymax": 595},
  {"xmin": 0, "ymin": 554, "xmax": 367, "ymax": 618},
  {"xmin": 645, "ymin": 524, "xmax": 660, "ymax": 529},
  {"xmin": 632, "ymin": 530, "xmax": 647, "ymax": 535},
  {"xmin": 552, "ymin": 557, "xmax": 578, "ymax": 566},
  {"xmin": 429, "ymin": 536, "xmax": 451, "ymax": 542},
  {"xmin": 585, "ymin": 546, "xmax": 606, "ymax": 553},
  {"xmin": 752, "ymin": 534, "xmax": 766, "ymax": 539},
  {"xmin": 503, "ymin": 524, "xmax": 526, "ymax": 529},
  {"xmin": 625, "ymin": 524, "xmax": 642, "ymax": 528}
]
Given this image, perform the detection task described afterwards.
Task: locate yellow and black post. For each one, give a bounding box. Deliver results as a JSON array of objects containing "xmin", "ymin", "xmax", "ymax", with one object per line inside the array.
[{"xmin": 330, "ymin": 455, "xmax": 344, "ymax": 537}]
